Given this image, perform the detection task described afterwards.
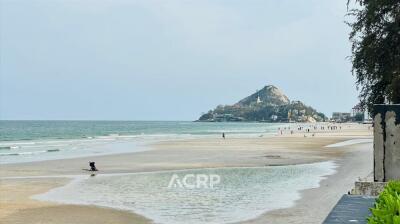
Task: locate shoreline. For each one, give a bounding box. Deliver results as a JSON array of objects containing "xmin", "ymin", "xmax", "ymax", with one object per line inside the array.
[
  {"xmin": 0, "ymin": 178, "xmax": 152, "ymax": 224},
  {"xmin": 0, "ymin": 122, "xmax": 370, "ymax": 165},
  {"xmin": 240, "ymin": 142, "xmax": 372, "ymax": 224},
  {"xmin": 0, "ymin": 125, "xmax": 373, "ymax": 224}
]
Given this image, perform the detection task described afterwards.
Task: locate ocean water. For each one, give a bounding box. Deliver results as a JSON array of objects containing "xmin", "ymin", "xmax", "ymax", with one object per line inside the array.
[
  {"xmin": 0, "ymin": 121, "xmax": 287, "ymax": 164},
  {"xmin": 325, "ymin": 138, "xmax": 372, "ymax": 148},
  {"xmin": 33, "ymin": 161, "xmax": 336, "ymax": 224}
]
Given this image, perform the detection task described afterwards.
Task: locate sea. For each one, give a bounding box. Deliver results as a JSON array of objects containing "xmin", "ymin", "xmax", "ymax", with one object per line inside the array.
[{"xmin": 0, "ymin": 120, "xmax": 289, "ymax": 164}]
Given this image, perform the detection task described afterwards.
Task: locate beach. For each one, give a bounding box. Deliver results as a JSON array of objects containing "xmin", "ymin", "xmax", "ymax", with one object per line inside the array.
[
  {"xmin": 0, "ymin": 123, "xmax": 373, "ymax": 224},
  {"xmin": 1, "ymin": 0, "xmax": 392, "ymax": 222}
]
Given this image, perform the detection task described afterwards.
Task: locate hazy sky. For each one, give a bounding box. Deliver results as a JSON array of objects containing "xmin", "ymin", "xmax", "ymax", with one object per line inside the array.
[{"xmin": 0, "ymin": 0, "xmax": 359, "ymax": 120}]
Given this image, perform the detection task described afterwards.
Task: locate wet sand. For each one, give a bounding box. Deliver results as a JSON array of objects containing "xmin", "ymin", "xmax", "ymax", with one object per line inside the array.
[
  {"xmin": 0, "ymin": 124, "xmax": 373, "ymax": 224},
  {"xmin": 240, "ymin": 142, "xmax": 373, "ymax": 224},
  {"xmin": 0, "ymin": 178, "xmax": 151, "ymax": 224}
]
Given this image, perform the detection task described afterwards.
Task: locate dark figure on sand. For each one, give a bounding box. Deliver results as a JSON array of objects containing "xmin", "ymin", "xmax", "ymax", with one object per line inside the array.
[
  {"xmin": 89, "ymin": 161, "xmax": 98, "ymax": 171},
  {"xmin": 222, "ymin": 133, "xmax": 225, "ymax": 139}
]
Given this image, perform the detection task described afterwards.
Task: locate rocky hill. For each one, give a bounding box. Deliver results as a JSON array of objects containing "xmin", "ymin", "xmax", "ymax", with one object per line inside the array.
[{"xmin": 198, "ymin": 85, "xmax": 326, "ymax": 122}]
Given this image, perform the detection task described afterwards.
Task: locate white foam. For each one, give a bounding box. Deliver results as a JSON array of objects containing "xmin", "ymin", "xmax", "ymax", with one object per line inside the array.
[
  {"xmin": 325, "ymin": 138, "xmax": 372, "ymax": 148},
  {"xmin": 0, "ymin": 150, "xmax": 47, "ymax": 156},
  {"xmin": 0, "ymin": 138, "xmax": 150, "ymax": 164}
]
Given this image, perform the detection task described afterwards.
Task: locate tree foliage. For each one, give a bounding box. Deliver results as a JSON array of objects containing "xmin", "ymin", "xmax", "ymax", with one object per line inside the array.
[
  {"xmin": 347, "ymin": 0, "xmax": 400, "ymax": 113},
  {"xmin": 368, "ymin": 181, "xmax": 400, "ymax": 224},
  {"xmin": 198, "ymin": 101, "xmax": 326, "ymax": 122}
]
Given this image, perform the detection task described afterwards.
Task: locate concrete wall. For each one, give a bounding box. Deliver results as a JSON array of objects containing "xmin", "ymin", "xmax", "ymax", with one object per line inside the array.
[
  {"xmin": 353, "ymin": 181, "xmax": 387, "ymax": 196},
  {"xmin": 373, "ymin": 104, "xmax": 400, "ymax": 182}
]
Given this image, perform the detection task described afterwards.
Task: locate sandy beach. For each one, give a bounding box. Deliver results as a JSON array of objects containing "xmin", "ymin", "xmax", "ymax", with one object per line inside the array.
[
  {"xmin": 0, "ymin": 124, "xmax": 373, "ymax": 224},
  {"xmin": 3, "ymin": 0, "xmax": 392, "ymax": 222}
]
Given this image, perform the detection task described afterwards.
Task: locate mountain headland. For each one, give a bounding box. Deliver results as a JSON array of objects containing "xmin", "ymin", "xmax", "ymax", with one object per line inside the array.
[{"xmin": 198, "ymin": 85, "xmax": 326, "ymax": 122}]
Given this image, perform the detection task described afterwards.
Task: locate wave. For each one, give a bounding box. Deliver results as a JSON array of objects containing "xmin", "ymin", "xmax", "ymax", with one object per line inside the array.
[
  {"xmin": 0, "ymin": 146, "xmax": 21, "ymax": 150},
  {"xmin": 0, "ymin": 149, "xmax": 60, "ymax": 156},
  {"xmin": 325, "ymin": 139, "xmax": 372, "ymax": 148},
  {"xmin": 0, "ymin": 142, "xmax": 36, "ymax": 146},
  {"xmin": 0, "ymin": 153, "xmax": 19, "ymax": 156}
]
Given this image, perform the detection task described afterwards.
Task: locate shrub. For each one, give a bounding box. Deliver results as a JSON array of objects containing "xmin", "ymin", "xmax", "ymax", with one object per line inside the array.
[{"xmin": 368, "ymin": 181, "xmax": 400, "ymax": 224}]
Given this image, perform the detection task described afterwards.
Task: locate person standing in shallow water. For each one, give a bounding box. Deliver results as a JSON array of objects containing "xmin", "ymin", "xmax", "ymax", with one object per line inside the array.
[{"xmin": 222, "ymin": 132, "xmax": 225, "ymax": 139}]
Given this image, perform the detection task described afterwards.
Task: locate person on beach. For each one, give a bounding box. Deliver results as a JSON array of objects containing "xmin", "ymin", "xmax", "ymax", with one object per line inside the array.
[
  {"xmin": 89, "ymin": 161, "xmax": 98, "ymax": 171},
  {"xmin": 222, "ymin": 132, "xmax": 225, "ymax": 139}
]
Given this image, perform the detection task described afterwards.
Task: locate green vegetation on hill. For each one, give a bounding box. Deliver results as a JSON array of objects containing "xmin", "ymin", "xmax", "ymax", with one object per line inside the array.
[{"xmin": 198, "ymin": 85, "xmax": 326, "ymax": 122}]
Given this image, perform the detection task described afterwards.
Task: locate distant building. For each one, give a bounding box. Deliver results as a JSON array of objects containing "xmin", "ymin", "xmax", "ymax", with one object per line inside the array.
[
  {"xmin": 352, "ymin": 104, "xmax": 364, "ymax": 116},
  {"xmin": 256, "ymin": 95, "xmax": 262, "ymax": 104},
  {"xmin": 352, "ymin": 103, "xmax": 366, "ymax": 122},
  {"xmin": 332, "ymin": 112, "xmax": 352, "ymax": 122},
  {"xmin": 212, "ymin": 113, "xmax": 244, "ymax": 122}
]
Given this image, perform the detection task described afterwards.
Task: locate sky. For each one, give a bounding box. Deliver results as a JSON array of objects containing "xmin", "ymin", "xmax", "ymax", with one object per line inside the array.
[{"xmin": 0, "ymin": 0, "xmax": 359, "ymax": 120}]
